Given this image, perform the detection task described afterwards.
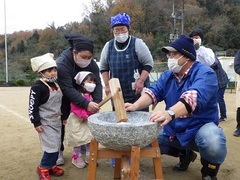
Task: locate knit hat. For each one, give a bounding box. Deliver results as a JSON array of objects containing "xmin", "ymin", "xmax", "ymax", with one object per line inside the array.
[
  {"xmin": 189, "ymin": 28, "xmax": 204, "ymax": 42},
  {"xmin": 64, "ymin": 34, "xmax": 94, "ymax": 53},
  {"xmin": 111, "ymin": 13, "xmax": 131, "ymax": 28},
  {"xmin": 74, "ymin": 71, "xmax": 93, "ymax": 85},
  {"xmin": 162, "ymin": 35, "xmax": 196, "ymax": 61},
  {"xmin": 31, "ymin": 53, "xmax": 56, "ymax": 72}
]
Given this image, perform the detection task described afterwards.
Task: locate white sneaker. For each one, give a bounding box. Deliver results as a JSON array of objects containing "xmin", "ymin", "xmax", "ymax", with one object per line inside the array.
[
  {"xmin": 56, "ymin": 151, "xmax": 64, "ymax": 165},
  {"xmin": 72, "ymin": 156, "xmax": 86, "ymax": 168},
  {"xmin": 85, "ymin": 156, "xmax": 89, "ymax": 164}
]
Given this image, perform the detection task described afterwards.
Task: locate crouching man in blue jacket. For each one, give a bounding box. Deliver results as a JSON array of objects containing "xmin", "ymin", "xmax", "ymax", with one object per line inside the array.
[{"xmin": 125, "ymin": 35, "xmax": 227, "ymax": 180}]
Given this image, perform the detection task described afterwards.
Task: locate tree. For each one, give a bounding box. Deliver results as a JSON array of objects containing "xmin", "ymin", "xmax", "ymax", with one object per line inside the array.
[
  {"xmin": 27, "ymin": 30, "xmax": 39, "ymax": 45},
  {"xmin": 17, "ymin": 40, "xmax": 25, "ymax": 53}
]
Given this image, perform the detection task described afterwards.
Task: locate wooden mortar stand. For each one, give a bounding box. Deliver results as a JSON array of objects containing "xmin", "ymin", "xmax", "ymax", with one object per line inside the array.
[
  {"xmin": 87, "ymin": 139, "xmax": 164, "ymax": 180},
  {"xmin": 88, "ymin": 78, "xmax": 164, "ymax": 180}
]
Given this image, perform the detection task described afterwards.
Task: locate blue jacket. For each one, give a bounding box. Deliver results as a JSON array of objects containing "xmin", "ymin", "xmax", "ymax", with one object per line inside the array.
[{"xmin": 148, "ymin": 61, "xmax": 218, "ymax": 146}]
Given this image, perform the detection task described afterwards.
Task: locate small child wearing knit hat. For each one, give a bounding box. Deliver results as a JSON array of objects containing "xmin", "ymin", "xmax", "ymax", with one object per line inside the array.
[{"xmin": 64, "ymin": 71, "xmax": 97, "ymax": 168}]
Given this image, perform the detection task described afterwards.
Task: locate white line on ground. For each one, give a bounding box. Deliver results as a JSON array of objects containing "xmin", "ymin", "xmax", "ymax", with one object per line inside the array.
[{"xmin": 0, "ymin": 104, "xmax": 28, "ymax": 122}]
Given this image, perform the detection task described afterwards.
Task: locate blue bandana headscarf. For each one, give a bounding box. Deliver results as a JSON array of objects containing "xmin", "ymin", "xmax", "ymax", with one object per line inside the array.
[{"xmin": 111, "ymin": 13, "xmax": 131, "ymax": 28}]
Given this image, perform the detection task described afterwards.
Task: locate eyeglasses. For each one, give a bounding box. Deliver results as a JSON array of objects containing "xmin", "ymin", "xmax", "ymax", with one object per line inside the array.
[
  {"xmin": 113, "ymin": 27, "xmax": 128, "ymax": 34},
  {"xmin": 166, "ymin": 51, "xmax": 179, "ymax": 58}
]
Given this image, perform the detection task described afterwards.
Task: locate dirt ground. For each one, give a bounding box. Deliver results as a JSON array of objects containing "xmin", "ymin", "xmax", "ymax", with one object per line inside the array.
[{"xmin": 0, "ymin": 87, "xmax": 239, "ymax": 180}]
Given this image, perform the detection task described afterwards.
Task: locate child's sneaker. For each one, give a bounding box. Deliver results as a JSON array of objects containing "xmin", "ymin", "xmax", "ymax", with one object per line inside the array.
[
  {"xmin": 49, "ymin": 165, "xmax": 64, "ymax": 176},
  {"xmin": 85, "ymin": 156, "xmax": 89, "ymax": 164},
  {"xmin": 37, "ymin": 166, "xmax": 51, "ymax": 180},
  {"xmin": 72, "ymin": 154, "xmax": 86, "ymax": 168},
  {"xmin": 219, "ymin": 117, "xmax": 227, "ymax": 122},
  {"xmin": 56, "ymin": 151, "xmax": 64, "ymax": 165}
]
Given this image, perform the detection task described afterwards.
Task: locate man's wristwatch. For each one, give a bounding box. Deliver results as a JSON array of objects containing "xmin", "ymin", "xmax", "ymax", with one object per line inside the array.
[{"xmin": 167, "ymin": 109, "xmax": 175, "ymax": 120}]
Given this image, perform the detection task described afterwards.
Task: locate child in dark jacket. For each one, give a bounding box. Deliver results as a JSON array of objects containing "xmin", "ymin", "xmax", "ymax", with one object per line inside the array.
[{"xmin": 29, "ymin": 53, "xmax": 65, "ymax": 180}]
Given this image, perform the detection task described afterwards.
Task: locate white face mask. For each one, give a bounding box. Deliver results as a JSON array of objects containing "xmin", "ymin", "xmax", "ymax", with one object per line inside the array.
[
  {"xmin": 195, "ymin": 38, "xmax": 202, "ymax": 46},
  {"xmin": 75, "ymin": 57, "xmax": 91, "ymax": 68},
  {"xmin": 194, "ymin": 38, "xmax": 202, "ymax": 50},
  {"xmin": 40, "ymin": 73, "xmax": 57, "ymax": 82},
  {"xmin": 84, "ymin": 83, "xmax": 96, "ymax": 93},
  {"xmin": 168, "ymin": 55, "xmax": 187, "ymax": 73},
  {"xmin": 114, "ymin": 32, "xmax": 129, "ymax": 43}
]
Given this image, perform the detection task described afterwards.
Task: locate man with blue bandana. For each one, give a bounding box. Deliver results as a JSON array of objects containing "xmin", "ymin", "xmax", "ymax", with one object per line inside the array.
[
  {"xmin": 99, "ymin": 12, "xmax": 153, "ymax": 112},
  {"xmin": 125, "ymin": 35, "xmax": 227, "ymax": 180}
]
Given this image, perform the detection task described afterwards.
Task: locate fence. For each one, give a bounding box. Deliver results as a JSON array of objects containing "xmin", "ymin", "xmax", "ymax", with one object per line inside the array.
[{"xmin": 151, "ymin": 62, "xmax": 237, "ymax": 93}]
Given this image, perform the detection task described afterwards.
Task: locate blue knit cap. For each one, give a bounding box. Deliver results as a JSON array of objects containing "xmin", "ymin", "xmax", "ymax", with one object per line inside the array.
[
  {"xmin": 162, "ymin": 35, "xmax": 196, "ymax": 61},
  {"xmin": 111, "ymin": 13, "xmax": 131, "ymax": 28}
]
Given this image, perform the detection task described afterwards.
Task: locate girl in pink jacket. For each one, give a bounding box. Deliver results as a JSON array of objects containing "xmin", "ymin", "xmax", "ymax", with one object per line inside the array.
[{"xmin": 65, "ymin": 71, "xmax": 97, "ymax": 168}]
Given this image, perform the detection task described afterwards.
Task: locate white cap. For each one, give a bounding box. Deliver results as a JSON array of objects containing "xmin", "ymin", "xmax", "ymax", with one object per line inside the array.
[
  {"xmin": 74, "ymin": 71, "xmax": 92, "ymax": 85},
  {"xmin": 30, "ymin": 53, "xmax": 56, "ymax": 72}
]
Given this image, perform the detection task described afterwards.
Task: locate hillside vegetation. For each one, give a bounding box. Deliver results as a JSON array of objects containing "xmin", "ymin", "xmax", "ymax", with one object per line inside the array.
[{"xmin": 1, "ymin": 0, "xmax": 240, "ymax": 85}]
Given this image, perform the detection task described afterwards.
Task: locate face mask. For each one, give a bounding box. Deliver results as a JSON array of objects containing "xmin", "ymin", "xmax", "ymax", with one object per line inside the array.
[
  {"xmin": 195, "ymin": 38, "xmax": 202, "ymax": 46},
  {"xmin": 194, "ymin": 38, "xmax": 202, "ymax": 50},
  {"xmin": 84, "ymin": 83, "xmax": 96, "ymax": 93},
  {"xmin": 45, "ymin": 76, "xmax": 57, "ymax": 82},
  {"xmin": 114, "ymin": 32, "xmax": 129, "ymax": 43},
  {"xmin": 168, "ymin": 55, "xmax": 186, "ymax": 73},
  {"xmin": 75, "ymin": 57, "xmax": 91, "ymax": 68},
  {"xmin": 40, "ymin": 73, "xmax": 57, "ymax": 82}
]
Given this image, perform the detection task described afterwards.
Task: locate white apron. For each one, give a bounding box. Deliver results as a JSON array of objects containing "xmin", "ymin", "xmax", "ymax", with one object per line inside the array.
[
  {"xmin": 38, "ymin": 80, "xmax": 62, "ymax": 153},
  {"xmin": 65, "ymin": 112, "xmax": 93, "ymax": 147}
]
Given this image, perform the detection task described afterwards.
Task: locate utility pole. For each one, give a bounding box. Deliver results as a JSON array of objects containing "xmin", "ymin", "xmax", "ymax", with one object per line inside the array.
[
  {"xmin": 4, "ymin": 0, "xmax": 8, "ymax": 83},
  {"xmin": 170, "ymin": 0, "xmax": 178, "ymax": 42},
  {"xmin": 181, "ymin": 0, "xmax": 185, "ymax": 35},
  {"xmin": 169, "ymin": 0, "xmax": 185, "ymax": 42}
]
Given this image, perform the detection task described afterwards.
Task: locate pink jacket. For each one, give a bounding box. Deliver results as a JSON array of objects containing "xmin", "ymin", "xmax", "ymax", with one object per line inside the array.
[{"xmin": 70, "ymin": 93, "xmax": 92, "ymax": 120}]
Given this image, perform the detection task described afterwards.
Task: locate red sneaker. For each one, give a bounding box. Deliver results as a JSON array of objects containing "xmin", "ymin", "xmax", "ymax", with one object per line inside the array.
[
  {"xmin": 49, "ymin": 165, "xmax": 64, "ymax": 176},
  {"xmin": 37, "ymin": 167, "xmax": 51, "ymax": 180}
]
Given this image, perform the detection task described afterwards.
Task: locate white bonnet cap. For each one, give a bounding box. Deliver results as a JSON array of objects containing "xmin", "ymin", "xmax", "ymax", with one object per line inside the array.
[
  {"xmin": 74, "ymin": 71, "xmax": 92, "ymax": 85},
  {"xmin": 31, "ymin": 53, "xmax": 56, "ymax": 72}
]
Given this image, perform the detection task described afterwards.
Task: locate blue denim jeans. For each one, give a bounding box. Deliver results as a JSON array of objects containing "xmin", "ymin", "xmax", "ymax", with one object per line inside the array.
[
  {"xmin": 40, "ymin": 151, "xmax": 59, "ymax": 169},
  {"xmin": 158, "ymin": 122, "xmax": 227, "ymax": 164},
  {"xmin": 218, "ymin": 86, "xmax": 227, "ymax": 119}
]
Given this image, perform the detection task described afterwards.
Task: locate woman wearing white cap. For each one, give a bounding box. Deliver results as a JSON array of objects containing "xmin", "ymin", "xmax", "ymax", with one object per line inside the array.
[{"xmin": 29, "ymin": 53, "xmax": 65, "ymax": 180}]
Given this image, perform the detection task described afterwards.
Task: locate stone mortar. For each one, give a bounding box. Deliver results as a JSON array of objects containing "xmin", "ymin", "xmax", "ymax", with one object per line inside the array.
[{"xmin": 88, "ymin": 111, "xmax": 161, "ymax": 151}]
